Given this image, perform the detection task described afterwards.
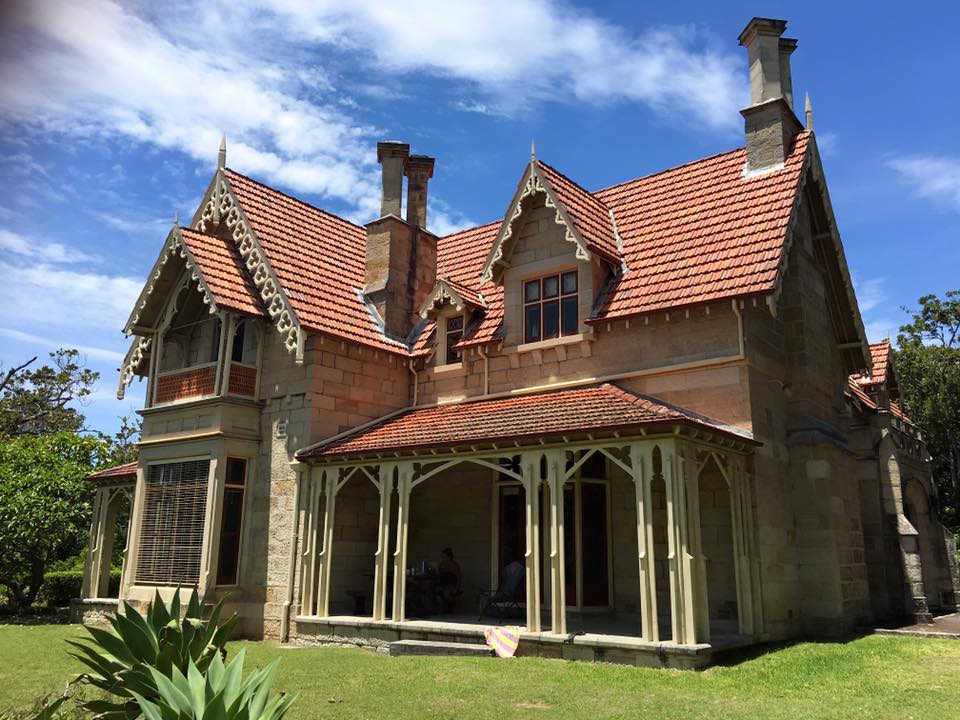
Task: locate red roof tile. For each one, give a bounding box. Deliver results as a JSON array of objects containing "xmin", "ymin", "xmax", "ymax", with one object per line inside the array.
[
  {"xmin": 179, "ymin": 227, "xmax": 265, "ymax": 318},
  {"xmin": 852, "ymin": 340, "xmax": 891, "ymax": 387},
  {"xmin": 298, "ymin": 382, "xmax": 753, "ymax": 459},
  {"xmin": 537, "ymin": 161, "xmax": 620, "ymax": 262},
  {"xmin": 87, "ymin": 461, "xmax": 138, "ymax": 482},
  {"xmin": 220, "ymin": 135, "xmax": 812, "ymax": 355},
  {"xmin": 224, "ymin": 170, "xmax": 408, "ymax": 354}
]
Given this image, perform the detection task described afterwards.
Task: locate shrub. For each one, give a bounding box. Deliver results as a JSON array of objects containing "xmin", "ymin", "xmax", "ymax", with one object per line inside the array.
[
  {"xmin": 39, "ymin": 569, "xmax": 121, "ymax": 607},
  {"xmin": 132, "ymin": 649, "xmax": 297, "ymax": 720},
  {"xmin": 68, "ymin": 587, "xmax": 237, "ymax": 718}
]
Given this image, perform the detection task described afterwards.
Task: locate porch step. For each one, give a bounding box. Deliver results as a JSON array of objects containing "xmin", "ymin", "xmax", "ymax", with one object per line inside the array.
[{"xmin": 388, "ymin": 639, "xmax": 494, "ymax": 658}]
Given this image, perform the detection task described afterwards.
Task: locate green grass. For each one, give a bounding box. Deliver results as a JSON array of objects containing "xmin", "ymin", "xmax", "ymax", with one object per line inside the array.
[{"xmin": 2, "ymin": 624, "xmax": 958, "ymax": 719}]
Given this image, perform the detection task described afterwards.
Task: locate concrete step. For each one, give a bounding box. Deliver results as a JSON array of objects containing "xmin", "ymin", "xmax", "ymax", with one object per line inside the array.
[{"xmin": 388, "ymin": 639, "xmax": 494, "ymax": 657}]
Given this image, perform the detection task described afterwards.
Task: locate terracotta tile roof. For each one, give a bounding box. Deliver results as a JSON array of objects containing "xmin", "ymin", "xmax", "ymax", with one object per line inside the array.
[
  {"xmin": 179, "ymin": 227, "xmax": 265, "ymax": 318},
  {"xmin": 847, "ymin": 376, "xmax": 878, "ymax": 410},
  {"xmin": 537, "ymin": 161, "xmax": 620, "ymax": 262},
  {"xmin": 890, "ymin": 400, "xmax": 916, "ymax": 427},
  {"xmin": 87, "ymin": 461, "xmax": 138, "ymax": 482},
  {"xmin": 439, "ymin": 134, "xmax": 811, "ymax": 348},
  {"xmin": 298, "ymin": 382, "xmax": 753, "ymax": 459},
  {"xmin": 852, "ymin": 340, "xmax": 891, "ymax": 387},
  {"xmin": 591, "ymin": 132, "xmax": 811, "ymax": 319},
  {"xmin": 224, "ymin": 170, "xmax": 408, "ymax": 354},
  {"xmin": 220, "ymin": 135, "xmax": 811, "ymax": 355}
]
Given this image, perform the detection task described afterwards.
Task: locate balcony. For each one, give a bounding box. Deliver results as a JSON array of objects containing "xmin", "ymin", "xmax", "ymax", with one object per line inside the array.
[{"xmin": 155, "ymin": 363, "xmax": 217, "ymax": 404}]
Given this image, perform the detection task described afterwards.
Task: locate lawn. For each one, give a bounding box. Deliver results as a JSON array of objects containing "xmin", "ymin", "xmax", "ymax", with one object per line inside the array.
[{"xmin": 1, "ymin": 624, "xmax": 958, "ymax": 719}]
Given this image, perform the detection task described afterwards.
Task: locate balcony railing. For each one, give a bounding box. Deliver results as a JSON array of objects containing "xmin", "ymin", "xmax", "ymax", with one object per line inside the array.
[
  {"xmin": 155, "ymin": 363, "xmax": 217, "ymax": 404},
  {"xmin": 227, "ymin": 362, "xmax": 257, "ymax": 397}
]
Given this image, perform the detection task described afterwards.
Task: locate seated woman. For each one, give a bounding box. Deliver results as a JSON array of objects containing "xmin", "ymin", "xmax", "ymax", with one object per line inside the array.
[{"xmin": 436, "ymin": 547, "xmax": 462, "ymax": 612}]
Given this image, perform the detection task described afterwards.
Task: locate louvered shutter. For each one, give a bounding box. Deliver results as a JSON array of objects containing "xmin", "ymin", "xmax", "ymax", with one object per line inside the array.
[{"xmin": 135, "ymin": 460, "xmax": 210, "ymax": 585}]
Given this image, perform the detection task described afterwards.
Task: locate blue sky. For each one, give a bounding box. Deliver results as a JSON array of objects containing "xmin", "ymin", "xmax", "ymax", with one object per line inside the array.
[{"xmin": 0, "ymin": 1, "xmax": 958, "ymax": 437}]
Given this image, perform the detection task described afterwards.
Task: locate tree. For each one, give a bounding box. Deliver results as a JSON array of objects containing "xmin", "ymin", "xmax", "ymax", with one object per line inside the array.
[
  {"xmin": 895, "ymin": 290, "xmax": 960, "ymax": 531},
  {"xmin": 98, "ymin": 414, "xmax": 141, "ymax": 466},
  {"xmin": 0, "ymin": 433, "xmax": 103, "ymax": 609},
  {"xmin": 0, "ymin": 349, "xmax": 99, "ymax": 436}
]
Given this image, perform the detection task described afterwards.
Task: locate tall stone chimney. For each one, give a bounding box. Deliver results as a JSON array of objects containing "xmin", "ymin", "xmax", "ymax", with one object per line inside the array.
[
  {"xmin": 405, "ymin": 155, "xmax": 435, "ymax": 228},
  {"xmin": 365, "ymin": 143, "xmax": 437, "ymax": 341},
  {"xmin": 377, "ymin": 141, "xmax": 409, "ymax": 218},
  {"xmin": 738, "ymin": 17, "xmax": 803, "ymax": 174}
]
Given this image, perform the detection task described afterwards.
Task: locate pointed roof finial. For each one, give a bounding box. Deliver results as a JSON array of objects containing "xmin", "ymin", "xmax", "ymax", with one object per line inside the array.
[
  {"xmin": 173, "ymin": 208, "xmax": 179, "ymax": 226},
  {"xmin": 218, "ymin": 134, "xmax": 227, "ymax": 170},
  {"xmin": 804, "ymin": 93, "xmax": 814, "ymax": 132},
  {"xmin": 530, "ymin": 139, "xmax": 536, "ymax": 163}
]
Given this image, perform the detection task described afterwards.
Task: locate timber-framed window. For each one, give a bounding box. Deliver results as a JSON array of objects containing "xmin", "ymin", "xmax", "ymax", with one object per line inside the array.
[
  {"xmin": 523, "ymin": 270, "xmax": 578, "ymax": 343},
  {"xmin": 443, "ymin": 315, "xmax": 464, "ymax": 365},
  {"xmin": 135, "ymin": 459, "xmax": 210, "ymax": 586},
  {"xmin": 216, "ymin": 458, "xmax": 247, "ymax": 585}
]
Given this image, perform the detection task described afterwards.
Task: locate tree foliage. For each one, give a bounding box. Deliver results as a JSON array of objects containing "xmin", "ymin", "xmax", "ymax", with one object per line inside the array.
[
  {"xmin": 0, "ymin": 433, "xmax": 103, "ymax": 609},
  {"xmin": 895, "ymin": 290, "xmax": 960, "ymax": 530},
  {"xmin": 0, "ymin": 349, "xmax": 99, "ymax": 436}
]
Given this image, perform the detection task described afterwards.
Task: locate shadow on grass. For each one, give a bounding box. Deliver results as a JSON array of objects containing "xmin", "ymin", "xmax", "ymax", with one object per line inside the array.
[{"xmin": 709, "ymin": 628, "xmax": 877, "ymax": 668}]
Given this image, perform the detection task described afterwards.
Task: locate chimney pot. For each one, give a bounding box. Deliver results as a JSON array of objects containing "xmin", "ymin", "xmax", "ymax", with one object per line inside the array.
[
  {"xmin": 404, "ymin": 154, "xmax": 435, "ymax": 228},
  {"xmin": 377, "ymin": 141, "xmax": 409, "ymax": 218}
]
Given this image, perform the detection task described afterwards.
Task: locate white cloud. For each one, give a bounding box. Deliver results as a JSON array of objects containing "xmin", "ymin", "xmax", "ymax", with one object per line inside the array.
[
  {"xmin": 0, "ymin": 327, "xmax": 124, "ymax": 362},
  {"xmin": 0, "ymin": 1, "xmax": 744, "ymax": 222},
  {"xmin": 887, "ymin": 154, "xmax": 960, "ymax": 212},
  {"xmin": 0, "ymin": 260, "xmax": 142, "ymax": 329},
  {"xmin": 854, "ymin": 276, "xmax": 886, "ymax": 315},
  {"xmin": 864, "ymin": 318, "xmax": 899, "ymax": 344},
  {"xmin": 0, "ymin": 228, "xmax": 98, "ymax": 264},
  {"xmin": 250, "ymin": 1, "xmax": 743, "ymax": 128}
]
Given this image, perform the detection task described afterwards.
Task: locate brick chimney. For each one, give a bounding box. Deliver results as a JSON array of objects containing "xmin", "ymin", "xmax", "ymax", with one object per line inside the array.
[
  {"xmin": 365, "ymin": 143, "xmax": 437, "ymax": 341},
  {"xmin": 377, "ymin": 141, "xmax": 409, "ymax": 218},
  {"xmin": 405, "ymin": 155, "xmax": 435, "ymax": 228},
  {"xmin": 738, "ymin": 18, "xmax": 803, "ymax": 174}
]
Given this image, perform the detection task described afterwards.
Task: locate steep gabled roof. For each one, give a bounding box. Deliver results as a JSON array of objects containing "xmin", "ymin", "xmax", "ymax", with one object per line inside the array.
[
  {"xmin": 159, "ymin": 133, "xmax": 817, "ymax": 358},
  {"xmin": 224, "ymin": 169, "xmax": 409, "ymax": 354},
  {"xmin": 592, "ymin": 132, "xmax": 811, "ymax": 318},
  {"xmin": 179, "ymin": 227, "xmax": 265, "ymax": 318},
  {"xmin": 297, "ymin": 382, "xmax": 754, "ymax": 460},
  {"xmin": 536, "ymin": 160, "xmax": 620, "ymax": 261}
]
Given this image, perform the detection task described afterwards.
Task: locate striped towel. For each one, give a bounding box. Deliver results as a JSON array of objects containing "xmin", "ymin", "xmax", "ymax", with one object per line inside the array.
[{"xmin": 484, "ymin": 625, "xmax": 524, "ymax": 658}]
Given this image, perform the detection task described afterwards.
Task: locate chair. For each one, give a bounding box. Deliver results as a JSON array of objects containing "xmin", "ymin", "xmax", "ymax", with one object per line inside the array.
[{"xmin": 478, "ymin": 561, "xmax": 525, "ymax": 621}]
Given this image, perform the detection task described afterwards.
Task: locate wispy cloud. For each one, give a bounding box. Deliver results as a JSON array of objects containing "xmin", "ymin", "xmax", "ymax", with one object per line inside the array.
[
  {"xmin": 886, "ymin": 154, "xmax": 960, "ymax": 212},
  {"xmin": 854, "ymin": 276, "xmax": 886, "ymax": 314},
  {"xmin": 0, "ymin": 0, "xmax": 744, "ymax": 223},
  {"xmin": 0, "ymin": 261, "xmax": 142, "ymax": 329},
  {"xmin": 0, "ymin": 327, "xmax": 124, "ymax": 362},
  {"xmin": 817, "ymin": 131, "xmax": 838, "ymax": 157},
  {"xmin": 0, "ymin": 228, "xmax": 98, "ymax": 264}
]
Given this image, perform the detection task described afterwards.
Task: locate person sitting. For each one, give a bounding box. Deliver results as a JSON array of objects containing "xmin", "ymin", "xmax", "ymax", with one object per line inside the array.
[{"xmin": 436, "ymin": 547, "xmax": 462, "ymax": 612}]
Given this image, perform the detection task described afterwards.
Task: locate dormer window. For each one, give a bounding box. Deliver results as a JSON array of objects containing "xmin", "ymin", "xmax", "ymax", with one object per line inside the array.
[
  {"xmin": 443, "ymin": 315, "xmax": 464, "ymax": 365},
  {"xmin": 524, "ymin": 270, "xmax": 578, "ymax": 343}
]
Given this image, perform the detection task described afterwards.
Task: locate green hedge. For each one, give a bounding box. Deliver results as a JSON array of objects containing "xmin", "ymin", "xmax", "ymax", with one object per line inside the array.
[{"xmin": 40, "ymin": 568, "xmax": 121, "ymax": 607}]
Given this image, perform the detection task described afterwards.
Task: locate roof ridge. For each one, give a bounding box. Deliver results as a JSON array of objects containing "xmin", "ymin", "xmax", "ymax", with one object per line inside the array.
[
  {"xmin": 438, "ymin": 218, "xmax": 501, "ymax": 241},
  {"xmin": 224, "ymin": 167, "xmax": 365, "ymax": 232},
  {"xmin": 536, "ymin": 159, "xmax": 611, "ymax": 210},
  {"xmin": 592, "ymin": 144, "xmax": 746, "ymax": 197}
]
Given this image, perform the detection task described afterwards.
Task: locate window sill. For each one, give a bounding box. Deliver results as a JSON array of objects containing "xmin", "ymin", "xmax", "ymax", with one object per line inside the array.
[
  {"xmin": 510, "ymin": 333, "xmax": 587, "ymax": 354},
  {"xmin": 432, "ymin": 362, "xmax": 465, "ymax": 375}
]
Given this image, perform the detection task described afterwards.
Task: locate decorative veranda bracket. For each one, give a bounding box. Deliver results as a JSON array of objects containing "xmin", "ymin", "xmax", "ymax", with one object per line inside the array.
[{"xmin": 117, "ymin": 335, "xmax": 152, "ymax": 400}]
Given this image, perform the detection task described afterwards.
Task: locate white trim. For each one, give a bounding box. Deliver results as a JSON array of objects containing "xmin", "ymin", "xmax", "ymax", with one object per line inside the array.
[
  {"xmin": 509, "ymin": 332, "xmax": 587, "ymax": 355},
  {"xmin": 431, "ymin": 362, "xmax": 465, "ymax": 375}
]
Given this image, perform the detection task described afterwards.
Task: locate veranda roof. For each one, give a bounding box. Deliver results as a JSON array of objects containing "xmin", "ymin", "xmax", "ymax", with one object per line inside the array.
[
  {"xmin": 297, "ymin": 383, "xmax": 756, "ymax": 461},
  {"xmin": 87, "ymin": 461, "xmax": 138, "ymax": 484}
]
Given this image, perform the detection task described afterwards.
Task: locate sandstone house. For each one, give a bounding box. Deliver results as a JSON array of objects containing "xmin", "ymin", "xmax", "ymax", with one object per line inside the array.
[{"xmin": 79, "ymin": 17, "xmax": 959, "ymax": 667}]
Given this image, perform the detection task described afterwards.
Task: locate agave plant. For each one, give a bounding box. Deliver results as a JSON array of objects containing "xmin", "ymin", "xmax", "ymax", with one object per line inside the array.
[
  {"xmin": 131, "ymin": 649, "xmax": 297, "ymax": 720},
  {"xmin": 67, "ymin": 587, "xmax": 238, "ymax": 719}
]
